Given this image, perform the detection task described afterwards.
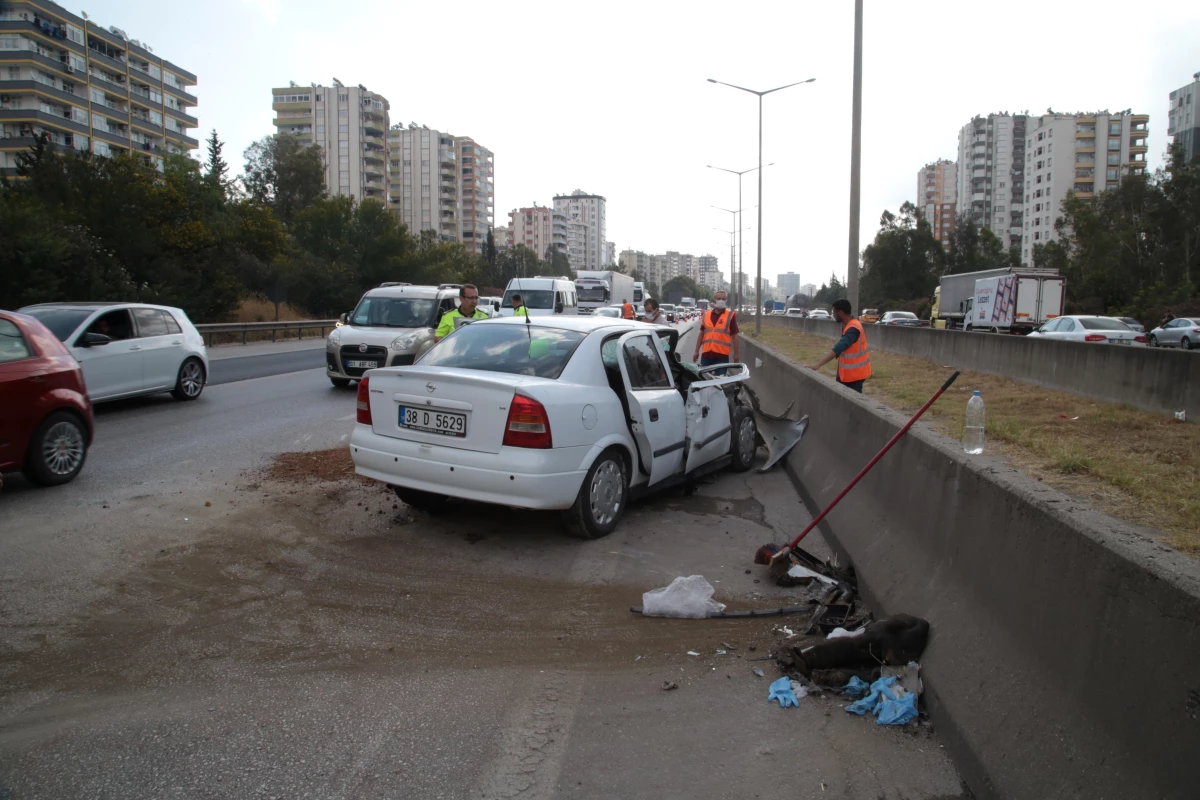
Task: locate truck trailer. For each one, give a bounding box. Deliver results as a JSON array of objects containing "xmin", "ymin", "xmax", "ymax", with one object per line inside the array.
[
  {"xmin": 574, "ymin": 270, "xmax": 636, "ymax": 314},
  {"xmin": 964, "ymin": 271, "xmax": 1065, "ymax": 334},
  {"xmin": 934, "ymin": 267, "xmax": 1062, "ymax": 331}
]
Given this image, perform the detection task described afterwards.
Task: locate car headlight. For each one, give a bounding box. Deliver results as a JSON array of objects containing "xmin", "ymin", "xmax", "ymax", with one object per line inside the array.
[
  {"xmin": 327, "ymin": 328, "xmax": 341, "ymax": 347},
  {"xmin": 391, "ymin": 334, "xmax": 419, "ymax": 350}
]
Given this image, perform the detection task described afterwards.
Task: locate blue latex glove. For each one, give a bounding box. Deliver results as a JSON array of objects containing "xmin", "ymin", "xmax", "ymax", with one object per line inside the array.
[
  {"xmin": 845, "ymin": 676, "xmax": 897, "ymax": 716},
  {"xmin": 839, "ymin": 676, "xmax": 870, "ymax": 698},
  {"xmin": 876, "ymin": 691, "xmax": 919, "ymax": 725},
  {"xmin": 768, "ymin": 676, "xmax": 799, "ymax": 708}
]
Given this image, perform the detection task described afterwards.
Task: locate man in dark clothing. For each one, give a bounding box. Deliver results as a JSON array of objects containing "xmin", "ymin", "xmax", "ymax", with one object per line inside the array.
[{"xmin": 806, "ymin": 299, "xmax": 871, "ymax": 393}]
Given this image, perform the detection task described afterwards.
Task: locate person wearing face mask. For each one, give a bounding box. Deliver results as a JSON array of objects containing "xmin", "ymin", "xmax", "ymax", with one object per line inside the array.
[
  {"xmin": 693, "ymin": 290, "xmax": 740, "ymax": 370},
  {"xmin": 435, "ymin": 284, "xmax": 489, "ymax": 341}
]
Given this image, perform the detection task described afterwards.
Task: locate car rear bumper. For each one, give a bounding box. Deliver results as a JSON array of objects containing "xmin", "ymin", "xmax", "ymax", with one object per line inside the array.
[{"xmin": 350, "ymin": 427, "xmax": 587, "ymax": 510}]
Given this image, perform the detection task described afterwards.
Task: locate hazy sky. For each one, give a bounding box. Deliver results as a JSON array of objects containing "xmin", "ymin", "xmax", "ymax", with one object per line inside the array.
[{"xmin": 99, "ymin": 0, "xmax": 1198, "ymax": 289}]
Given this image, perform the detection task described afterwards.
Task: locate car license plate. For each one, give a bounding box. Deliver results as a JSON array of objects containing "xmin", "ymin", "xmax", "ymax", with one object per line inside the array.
[
  {"xmin": 399, "ymin": 406, "xmax": 467, "ymax": 437},
  {"xmin": 346, "ymin": 359, "xmax": 379, "ymax": 368},
  {"xmin": 1111, "ymin": 339, "xmax": 1131, "ymax": 345}
]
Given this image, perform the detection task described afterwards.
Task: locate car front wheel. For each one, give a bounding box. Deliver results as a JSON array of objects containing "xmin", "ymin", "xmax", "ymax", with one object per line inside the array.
[
  {"xmin": 729, "ymin": 406, "xmax": 758, "ymax": 472},
  {"xmin": 1148, "ymin": 334, "xmax": 1158, "ymax": 347},
  {"xmin": 24, "ymin": 411, "xmax": 88, "ymax": 486},
  {"xmin": 562, "ymin": 448, "xmax": 628, "ymax": 539},
  {"xmin": 171, "ymin": 358, "xmax": 206, "ymax": 400},
  {"xmin": 330, "ymin": 377, "xmax": 352, "ymax": 388}
]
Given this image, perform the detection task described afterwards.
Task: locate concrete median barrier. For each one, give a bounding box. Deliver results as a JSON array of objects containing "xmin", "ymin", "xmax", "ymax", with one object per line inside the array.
[
  {"xmin": 743, "ymin": 334, "xmax": 1200, "ymax": 800},
  {"xmin": 768, "ymin": 317, "xmax": 1198, "ymax": 422}
]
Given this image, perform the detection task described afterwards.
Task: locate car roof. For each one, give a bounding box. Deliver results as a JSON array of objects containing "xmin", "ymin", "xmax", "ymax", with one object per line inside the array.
[
  {"xmin": 19, "ymin": 301, "xmax": 184, "ymax": 313},
  {"xmin": 363, "ymin": 284, "xmax": 451, "ymax": 299},
  {"xmin": 480, "ymin": 315, "xmax": 666, "ymax": 334}
]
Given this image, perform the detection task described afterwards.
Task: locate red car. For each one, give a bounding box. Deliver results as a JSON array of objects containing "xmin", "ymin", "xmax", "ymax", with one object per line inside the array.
[{"xmin": 0, "ymin": 310, "xmax": 94, "ymax": 486}]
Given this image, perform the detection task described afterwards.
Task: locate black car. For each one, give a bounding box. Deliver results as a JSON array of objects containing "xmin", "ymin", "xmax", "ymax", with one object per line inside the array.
[{"xmin": 879, "ymin": 311, "xmax": 920, "ymax": 327}]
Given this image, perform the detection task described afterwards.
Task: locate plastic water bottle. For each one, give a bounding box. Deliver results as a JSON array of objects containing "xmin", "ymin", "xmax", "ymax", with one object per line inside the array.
[{"xmin": 963, "ymin": 391, "xmax": 985, "ymax": 454}]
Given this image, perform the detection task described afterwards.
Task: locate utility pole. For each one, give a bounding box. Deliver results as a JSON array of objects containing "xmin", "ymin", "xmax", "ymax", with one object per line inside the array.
[{"xmin": 846, "ymin": 0, "xmax": 863, "ymax": 314}]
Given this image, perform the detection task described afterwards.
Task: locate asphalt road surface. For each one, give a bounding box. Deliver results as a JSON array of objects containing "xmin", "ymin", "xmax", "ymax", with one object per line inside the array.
[
  {"xmin": 208, "ymin": 345, "xmax": 327, "ymax": 386},
  {"xmin": 0, "ymin": 324, "xmax": 965, "ymax": 799}
]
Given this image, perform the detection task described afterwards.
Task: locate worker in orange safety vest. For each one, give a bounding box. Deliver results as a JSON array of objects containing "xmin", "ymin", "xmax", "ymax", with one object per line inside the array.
[
  {"xmin": 806, "ymin": 298, "xmax": 871, "ymax": 393},
  {"xmin": 621, "ymin": 301, "xmax": 635, "ymax": 319},
  {"xmin": 692, "ymin": 290, "xmax": 740, "ymax": 372}
]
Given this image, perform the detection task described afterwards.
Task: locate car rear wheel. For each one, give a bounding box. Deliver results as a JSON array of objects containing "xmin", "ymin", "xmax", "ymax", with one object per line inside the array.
[
  {"xmin": 391, "ymin": 485, "xmax": 451, "ymax": 513},
  {"xmin": 563, "ymin": 448, "xmax": 627, "ymax": 539},
  {"xmin": 330, "ymin": 378, "xmax": 352, "ymax": 388},
  {"xmin": 1148, "ymin": 334, "xmax": 1158, "ymax": 347},
  {"xmin": 24, "ymin": 411, "xmax": 88, "ymax": 486},
  {"xmin": 171, "ymin": 358, "xmax": 206, "ymax": 401},
  {"xmin": 1183, "ymin": 337, "xmax": 1193, "ymax": 351},
  {"xmin": 729, "ymin": 406, "xmax": 758, "ymax": 473}
]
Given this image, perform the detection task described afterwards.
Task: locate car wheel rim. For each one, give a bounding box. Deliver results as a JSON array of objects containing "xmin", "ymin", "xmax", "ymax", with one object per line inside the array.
[
  {"xmin": 738, "ymin": 416, "xmax": 756, "ymax": 463},
  {"xmin": 589, "ymin": 459, "xmax": 624, "ymax": 526},
  {"xmin": 1184, "ymin": 338, "xmax": 1192, "ymax": 350},
  {"xmin": 1149, "ymin": 336, "xmax": 1157, "ymax": 346},
  {"xmin": 181, "ymin": 361, "xmax": 204, "ymax": 396},
  {"xmin": 42, "ymin": 421, "xmax": 84, "ymax": 476}
]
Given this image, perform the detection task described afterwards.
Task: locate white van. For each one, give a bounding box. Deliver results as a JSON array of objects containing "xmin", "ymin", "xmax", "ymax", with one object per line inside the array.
[{"xmin": 499, "ymin": 276, "xmax": 579, "ymax": 317}]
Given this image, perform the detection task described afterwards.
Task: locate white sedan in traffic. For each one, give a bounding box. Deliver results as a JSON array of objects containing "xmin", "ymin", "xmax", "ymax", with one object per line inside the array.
[
  {"xmin": 349, "ymin": 316, "xmax": 758, "ymax": 538},
  {"xmin": 1026, "ymin": 315, "xmax": 1147, "ymax": 346},
  {"xmin": 18, "ymin": 302, "xmax": 209, "ymax": 401}
]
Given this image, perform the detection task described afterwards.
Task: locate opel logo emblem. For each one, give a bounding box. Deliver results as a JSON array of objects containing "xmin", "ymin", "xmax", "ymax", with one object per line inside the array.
[
  {"xmin": 358, "ymin": 343, "xmax": 368, "ymax": 353},
  {"xmin": 426, "ymin": 382, "xmax": 436, "ymax": 393}
]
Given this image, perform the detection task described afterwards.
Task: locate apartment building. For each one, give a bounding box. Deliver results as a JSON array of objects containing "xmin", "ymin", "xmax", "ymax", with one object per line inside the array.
[
  {"xmin": 553, "ymin": 190, "xmax": 607, "ymax": 273},
  {"xmin": 388, "ymin": 126, "xmax": 459, "ymax": 241},
  {"xmin": 778, "ymin": 271, "xmax": 801, "ymax": 297},
  {"xmin": 272, "ymin": 80, "xmax": 388, "ymax": 203},
  {"xmin": 697, "ymin": 255, "xmax": 722, "ymax": 291},
  {"xmin": 1168, "ymin": 73, "xmax": 1199, "ymax": 164},
  {"xmin": 493, "ymin": 225, "xmax": 510, "ymax": 250},
  {"xmin": 605, "ymin": 241, "xmax": 616, "ymax": 268},
  {"xmin": 457, "ymin": 137, "xmax": 493, "ymax": 249},
  {"xmin": 801, "ymin": 283, "xmax": 817, "ymax": 298},
  {"xmin": 618, "ymin": 249, "xmax": 651, "ymax": 278},
  {"xmin": 955, "ymin": 114, "xmax": 1027, "ymax": 250},
  {"xmin": 1021, "ymin": 110, "xmax": 1150, "ymax": 264},
  {"xmin": 0, "ymin": 0, "xmax": 198, "ymax": 175},
  {"xmin": 507, "ymin": 206, "xmax": 555, "ymax": 259},
  {"xmin": 917, "ymin": 159, "xmax": 958, "ymax": 244}
]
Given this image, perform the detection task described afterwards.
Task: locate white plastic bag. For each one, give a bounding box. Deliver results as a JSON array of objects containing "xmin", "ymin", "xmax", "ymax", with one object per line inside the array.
[{"xmin": 641, "ymin": 575, "xmax": 726, "ymax": 619}]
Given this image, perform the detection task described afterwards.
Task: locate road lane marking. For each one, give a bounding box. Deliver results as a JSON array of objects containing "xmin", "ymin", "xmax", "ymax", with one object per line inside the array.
[{"xmin": 337, "ymin": 413, "xmax": 356, "ymax": 421}]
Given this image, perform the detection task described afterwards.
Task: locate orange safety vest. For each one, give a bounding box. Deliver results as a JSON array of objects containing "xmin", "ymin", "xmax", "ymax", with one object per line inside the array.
[
  {"xmin": 837, "ymin": 318, "xmax": 871, "ymax": 382},
  {"xmin": 700, "ymin": 308, "xmax": 735, "ymax": 356},
  {"xmin": 622, "ymin": 302, "xmax": 634, "ymax": 319}
]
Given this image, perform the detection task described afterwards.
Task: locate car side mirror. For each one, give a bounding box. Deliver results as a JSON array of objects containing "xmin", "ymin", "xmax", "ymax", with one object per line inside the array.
[
  {"xmin": 555, "ymin": 301, "xmax": 564, "ymax": 314},
  {"xmin": 339, "ymin": 313, "xmax": 349, "ymax": 324},
  {"xmin": 80, "ymin": 332, "xmax": 111, "ymax": 348}
]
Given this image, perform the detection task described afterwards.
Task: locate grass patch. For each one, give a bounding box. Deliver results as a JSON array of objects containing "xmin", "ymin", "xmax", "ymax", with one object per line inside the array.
[{"xmin": 756, "ymin": 323, "xmax": 1200, "ymax": 557}]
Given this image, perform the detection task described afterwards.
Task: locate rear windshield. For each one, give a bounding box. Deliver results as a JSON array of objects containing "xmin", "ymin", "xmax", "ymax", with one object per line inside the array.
[
  {"xmin": 1079, "ymin": 317, "xmax": 1131, "ymax": 331},
  {"xmin": 502, "ymin": 289, "xmax": 554, "ymax": 309},
  {"xmin": 351, "ymin": 296, "xmax": 436, "ymax": 328},
  {"xmin": 660, "ymin": 304, "xmax": 676, "ymax": 312},
  {"xmin": 18, "ymin": 307, "xmax": 93, "ymax": 341},
  {"xmin": 888, "ymin": 312, "xmax": 917, "ymax": 319},
  {"xmin": 418, "ymin": 323, "xmax": 585, "ymax": 379}
]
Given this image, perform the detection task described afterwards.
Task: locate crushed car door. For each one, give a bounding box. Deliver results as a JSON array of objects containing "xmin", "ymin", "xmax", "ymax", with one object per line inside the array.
[
  {"xmin": 684, "ymin": 383, "xmax": 730, "ymax": 473},
  {"xmin": 616, "ymin": 330, "xmax": 685, "ymax": 486}
]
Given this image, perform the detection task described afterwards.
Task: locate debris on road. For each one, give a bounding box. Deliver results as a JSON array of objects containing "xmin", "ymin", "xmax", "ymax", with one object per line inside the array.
[
  {"xmin": 827, "ymin": 626, "xmax": 866, "ymax": 639},
  {"xmin": 845, "ymin": 675, "xmax": 920, "ymax": 726},
  {"xmin": 753, "ymin": 667, "xmax": 765, "ymax": 678},
  {"xmin": 640, "ymin": 575, "xmax": 726, "ymax": 619},
  {"xmin": 742, "ymin": 387, "xmax": 810, "ymax": 473},
  {"xmin": 687, "ymin": 651, "xmax": 701, "ymax": 657},
  {"xmin": 839, "ymin": 676, "xmax": 871, "ymax": 698},
  {"xmin": 768, "ymin": 677, "xmax": 800, "ymax": 708},
  {"xmin": 784, "ymin": 614, "xmax": 930, "ymax": 676},
  {"xmin": 662, "ymin": 680, "xmax": 679, "ymax": 691}
]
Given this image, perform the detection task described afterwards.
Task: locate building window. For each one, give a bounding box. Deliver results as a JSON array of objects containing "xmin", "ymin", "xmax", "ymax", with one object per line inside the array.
[
  {"xmin": 1109, "ymin": 122, "xmax": 1121, "ymax": 135},
  {"xmin": 339, "ymin": 94, "xmax": 348, "ymax": 102},
  {"xmin": 1108, "ymin": 138, "xmax": 1120, "ymax": 150},
  {"xmin": 1107, "ymin": 168, "xmax": 1119, "ymax": 181}
]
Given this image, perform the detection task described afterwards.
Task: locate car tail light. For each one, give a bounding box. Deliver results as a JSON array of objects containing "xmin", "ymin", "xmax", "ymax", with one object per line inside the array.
[
  {"xmin": 356, "ymin": 376, "xmax": 372, "ymax": 424},
  {"xmin": 1193, "ymin": 328, "xmax": 1200, "ymax": 334},
  {"xmin": 1084, "ymin": 334, "xmax": 1107, "ymax": 342},
  {"xmin": 504, "ymin": 393, "xmax": 552, "ymax": 449},
  {"xmin": 1135, "ymin": 335, "xmax": 1147, "ymax": 343}
]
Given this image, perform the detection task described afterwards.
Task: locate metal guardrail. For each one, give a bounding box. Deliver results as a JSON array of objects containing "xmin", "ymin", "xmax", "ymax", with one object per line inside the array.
[{"xmin": 195, "ymin": 320, "xmax": 338, "ymax": 346}]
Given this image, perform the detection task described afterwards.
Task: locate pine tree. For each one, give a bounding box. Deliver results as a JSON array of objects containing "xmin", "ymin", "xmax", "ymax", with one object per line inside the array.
[{"xmin": 204, "ymin": 129, "xmax": 229, "ymax": 197}]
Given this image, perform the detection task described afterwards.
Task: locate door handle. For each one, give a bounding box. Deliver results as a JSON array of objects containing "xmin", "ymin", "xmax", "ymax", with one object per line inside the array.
[
  {"xmin": 129, "ymin": 345, "xmax": 142, "ymax": 351},
  {"xmin": 648, "ymin": 408, "xmax": 659, "ymax": 422},
  {"xmin": 170, "ymin": 340, "xmax": 182, "ymax": 345}
]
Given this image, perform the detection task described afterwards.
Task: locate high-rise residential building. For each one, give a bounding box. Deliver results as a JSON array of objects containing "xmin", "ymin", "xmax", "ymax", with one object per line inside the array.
[
  {"xmin": 0, "ymin": 1, "xmax": 198, "ymax": 175},
  {"xmin": 492, "ymin": 225, "xmax": 510, "ymax": 251},
  {"xmin": 648, "ymin": 254, "xmax": 668, "ymax": 288},
  {"xmin": 457, "ymin": 137, "xmax": 493, "ymax": 250},
  {"xmin": 508, "ymin": 206, "xmax": 555, "ymax": 259},
  {"xmin": 778, "ymin": 271, "xmax": 801, "ymax": 297},
  {"xmin": 1021, "ymin": 110, "xmax": 1149, "ymax": 265},
  {"xmin": 619, "ymin": 249, "xmax": 651, "ymax": 279},
  {"xmin": 273, "ymin": 80, "xmax": 388, "ymax": 203},
  {"xmin": 389, "ymin": 126, "xmax": 459, "ymax": 242},
  {"xmin": 605, "ymin": 241, "xmax": 616, "ymax": 268},
  {"xmin": 956, "ymin": 114, "xmax": 1027, "ymax": 250},
  {"xmin": 917, "ymin": 159, "xmax": 958, "ymax": 245},
  {"xmin": 1168, "ymin": 73, "xmax": 1200, "ymax": 164},
  {"xmin": 800, "ymin": 283, "xmax": 817, "ymax": 298},
  {"xmin": 553, "ymin": 190, "xmax": 606, "ymax": 273},
  {"xmin": 698, "ymin": 255, "xmax": 722, "ymax": 291}
]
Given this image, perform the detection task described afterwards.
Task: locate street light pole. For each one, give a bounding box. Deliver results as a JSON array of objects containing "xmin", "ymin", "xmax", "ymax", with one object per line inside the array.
[
  {"xmin": 708, "ymin": 77, "xmax": 815, "ymax": 333},
  {"xmin": 847, "ymin": 0, "xmax": 863, "ymax": 314},
  {"xmin": 708, "ymin": 163, "xmax": 773, "ymax": 313}
]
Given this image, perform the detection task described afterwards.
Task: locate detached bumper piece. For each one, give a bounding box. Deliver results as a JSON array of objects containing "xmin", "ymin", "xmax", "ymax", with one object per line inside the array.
[{"xmin": 742, "ymin": 387, "xmax": 809, "ymax": 473}]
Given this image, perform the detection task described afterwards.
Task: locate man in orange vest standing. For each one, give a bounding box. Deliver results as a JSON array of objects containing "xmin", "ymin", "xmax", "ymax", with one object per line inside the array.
[
  {"xmin": 692, "ymin": 290, "xmax": 740, "ymax": 371},
  {"xmin": 806, "ymin": 298, "xmax": 871, "ymax": 392},
  {"xmin": 621, "ymin": 300, "xmax": 635, "ymax": 319}
]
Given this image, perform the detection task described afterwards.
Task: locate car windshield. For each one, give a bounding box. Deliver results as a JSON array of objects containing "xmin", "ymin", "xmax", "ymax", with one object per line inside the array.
[
  {"xmin": 502, "ymin": 289, "xmax": 554, "ymax": 309},
  {"xmin": 18, "ymin": 307, "xmax": 94, "ymax": 341},
  {"xmin": 660, "ymin": 304, "xmax": 676, "ymax": 312},
  {"xmin": 351, "ymin": 296, "xmax": 435, "ymax": 328},
  {"xmin": 1079, "ymin": 317, "xmax": 1131, "ymax": 331},
  {"xmin": 418, "ymin": 323, "xmax": 586, "ymax": 379},
  {"xmin": 576, "ymin": 285, "xmax": 608, "ymax": 302},
  {"xmin": 863, "ymin": 309, "xmax": 878, "ymax": 315}
]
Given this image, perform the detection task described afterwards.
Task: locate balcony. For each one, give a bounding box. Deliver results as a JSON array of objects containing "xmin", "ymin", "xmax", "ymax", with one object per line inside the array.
[
  {"xmin": 1075, "ymin": 158, "xmax": 1095, "ymax": 167},
  {"xmin": 1128, "ymin": 142, "xmax": 1148, "ymax": 153},
  {"xmin": 88, "ymin": 71, "xmax": 129, "ymax": 95},
  {"xmin": 1130, "ymin": 114, "xmax": 1149, "ymax": 124},
  {"xmin": 165, "ymin": 106, "xmax": 198, "ymax": 128},
  {"xmin": 362, "ymin": 148, "xmax": 385, "ymax": 163},
  {"xmin": 1075, "ymin": 169, "xmax": 1094, "ymax": 179},
  {"xmin": 163, "ymin": 83, "xmax": 198, "ymax": 108}
]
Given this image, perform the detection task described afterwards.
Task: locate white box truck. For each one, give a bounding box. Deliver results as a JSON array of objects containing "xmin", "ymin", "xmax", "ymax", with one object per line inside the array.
[
  {"xmin": 964, "ymin": 271, "xmax": 1065, "ymax": 334},
  {"xmin": 575, "ymin": 270, "xmax": 635, "ymax": 314}
]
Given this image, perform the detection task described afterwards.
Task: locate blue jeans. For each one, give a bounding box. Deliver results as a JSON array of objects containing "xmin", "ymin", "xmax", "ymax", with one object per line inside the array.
[{"xmin": 700, "ymin": 352, "xmax": 729, "ymax": 376}]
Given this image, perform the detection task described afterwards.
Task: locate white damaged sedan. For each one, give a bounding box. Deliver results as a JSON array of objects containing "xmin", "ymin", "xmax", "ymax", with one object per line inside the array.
[{"xmin": 350, "ymin": 316, "xmax": 758, "ymax": 538}]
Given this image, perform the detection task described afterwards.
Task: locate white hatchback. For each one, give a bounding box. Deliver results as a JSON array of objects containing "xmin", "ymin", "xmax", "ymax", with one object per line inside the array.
[
  {"xmin": 350, "ymin": 316, "xmax": 759, "ymax": 538},
  {"xmin": 18, "ymin": 302, "xmax": 209, "ymax": 402}
]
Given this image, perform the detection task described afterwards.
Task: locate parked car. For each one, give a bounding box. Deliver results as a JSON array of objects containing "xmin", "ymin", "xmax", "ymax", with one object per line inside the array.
[
  {"xmin": 593, "ymin": 306, "xmax": 623, "ymax": 318},
  {"xmin": 0, "ymin": 310, "xmax": 94, "ymax": 486},
  {"xmin": 1115, "ymin": 316, "xmax": 1145, "ymax": 333},
  {"xmin": 1147, "ymin": 317, "xmax": 1200, "ymax": 350},
  {"xmin": 785, "ymin": 308, "xmax": 806, "ymax": 318},
  {"xmin": 861, "ymin": 308, "xmax": 881, "ymax": 324},
  {"xmin": 880, "ymin": 311, "xmax": 920, "ymax": 327},
  {"xmin": 327, "ymin": 284, "xmax": 463, "ymax": 388},
  {"xmin": 808, "ymin": 310, "xmax": 832, "ymax": 321},
  {"xmin": 349, "ymin": 316, "xmax": 759, "ymax": 539},
  {"xmin": 18, "ymin": 302, "xmax": 208, "ymax": 403},
  {"xmin": 1027, "ymin": 315, "xmax": 1147, "ymax": 346}
]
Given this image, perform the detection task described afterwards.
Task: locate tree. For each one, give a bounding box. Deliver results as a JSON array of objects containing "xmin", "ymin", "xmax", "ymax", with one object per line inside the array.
[
  {"xmin": 242, "ymin": 135, "xmax": 326, "ymax": 224},
  {"xmin": 813, "ymin": 273, "xmax": 847, "ymax": 305},
  {"xmin": 661, "ymin": 275, "xmax": 700, "ymax": 300},
  {"xmin": 204, "ymin": 129, "xmax": 230, "ymax": 199},
  {"xmin": 859, "ymin": 201, "xmax": 941, "ymax": 308}
]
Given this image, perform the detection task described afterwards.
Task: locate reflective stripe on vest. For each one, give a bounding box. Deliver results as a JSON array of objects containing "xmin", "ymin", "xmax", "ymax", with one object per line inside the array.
[
  {"xmin": 837, "ymin": 318, "xmax": 872, "ymax": 382},
  {"xmin": 700, "ymin": 309, "xmax": 734, "ymax": 356},
  {"xmin": 622, "ymin": 303, "xmax": 634, "ymax": 319}
]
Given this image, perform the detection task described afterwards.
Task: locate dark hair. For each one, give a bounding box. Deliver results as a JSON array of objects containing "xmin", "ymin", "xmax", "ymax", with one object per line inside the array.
[
  {"xmin": 460, "ymin": 284, "xmax": 478, "ymax": 298},
  {"xmin": 832, "ymin": 299, "xmax": 852, "ymax": 315},
  {"xmin": 511, "ymin": 293, "xmax": 522, "ymax": 301},
  {"xmin": 645, "ymin": 298, "xmax": 659, "ymax": 310}
]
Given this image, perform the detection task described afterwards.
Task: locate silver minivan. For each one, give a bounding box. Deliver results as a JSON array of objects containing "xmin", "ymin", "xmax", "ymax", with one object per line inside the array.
[{"xmin": 498, "ymin": 277, "xmax": 578, "ymax": 317}]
